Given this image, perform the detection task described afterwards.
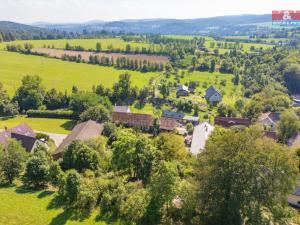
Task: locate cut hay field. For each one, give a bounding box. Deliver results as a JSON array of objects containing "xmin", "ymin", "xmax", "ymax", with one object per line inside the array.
[
  {"xmin": 32, "ymin": 48, "xmax": 170, "ymax": 64},
  {"xmin": 0, "ymin": 50, "xmax": 158, "ymax": 96},
  {"xmin": 0, "ymin": 185, "xmax": 125, "ymax": 225},
  {"xmin": 0, "ymin": 38, "xmax": 156, "ymax": 52}
]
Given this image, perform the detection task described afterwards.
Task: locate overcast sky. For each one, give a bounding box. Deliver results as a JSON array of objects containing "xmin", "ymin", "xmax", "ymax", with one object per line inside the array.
[{"xmin": 0, "ymin": 0, "xmax": 299, "ymax": 24}]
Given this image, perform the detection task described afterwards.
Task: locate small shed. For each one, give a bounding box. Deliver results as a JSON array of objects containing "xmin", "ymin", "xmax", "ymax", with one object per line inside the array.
[{"xmin": 176, "ymin": 85, "xmax": 189, "ymax": 97}]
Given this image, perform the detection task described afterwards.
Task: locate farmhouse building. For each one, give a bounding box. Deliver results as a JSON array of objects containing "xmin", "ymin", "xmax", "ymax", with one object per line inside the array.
[
  {"xmin": 190, "ymin": 122, "xmax": 214, "ymax": 155},
  {"xmin": 204, "ymin": 85, "xmax": 222, "ymax": 104},
  {"xmin": 176, "ymin": 85, "xmax": 189, "ymax": 97},
  {"xmin": 0, "ymin": 123, "xmax": 43, "ymax": 153},
  {"xmin": 112, "ymin": 112, "xmax": 176, "ymax": 131},
  {"xmin": 215, "ymin": 117, "xmax": 251, "ymax": 128},
  {"xmin": 258, "ymin": 112, "xmax": 280, "ymax": 131},
  {"xmin": 162, "ymin": 110, "xmax": 199, "ymax": 125},
  {"xmin": 293, "ymin": 98, "xmax": 300, "ymax": 107},
  {"xmin": 53, "ymin": 120, "xmax": 104, "ymax": 159},
  {"xmin": 162, "ymin": 110, "xmax": 185, "ymax": 120}
]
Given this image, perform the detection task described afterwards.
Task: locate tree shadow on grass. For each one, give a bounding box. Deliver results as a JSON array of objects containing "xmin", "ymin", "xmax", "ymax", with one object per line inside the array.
[
  {"xmin": 37, "ymin": 190, "xmax": 55, "ymax": 199},
  {"xmin": 49, "ymin": 207, "xmax": 93, "ymax": 225},
  {"xmin": 49, "ymin": 209, "xmax": 73, "ymax": 225},
  {"xmin": 60, "ymin": 120, "xmax": 76, "ymax": 131},
  {"xmin": 15, "ymin": 185, "xmax": 41, "ymax": 194},
  {"xmin": 47, "ymin": 195, "xmax": 63, "ymax": 210}
]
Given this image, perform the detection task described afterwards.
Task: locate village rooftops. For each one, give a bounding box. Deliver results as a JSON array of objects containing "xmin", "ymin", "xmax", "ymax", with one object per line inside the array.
[
  {"xmin": 112, "ymin": 112, "xmax": 177, "ymax": 131},
  {"xmin": 215, "ymin": 117, "xmax": 251, "ymax": 128},
  {"xmin": 0, "ymin": 123, "xmax": 38, "ymax": 152},
  {"xmin": 258, "ymin": 112, "xmax": 280, "ymax": 127},
  {"xmin": 162, "ymin": 110, "xmax": 185, "ymax": 120},
  {"xmin": 53, "ymin": 120, "xmax": 104, "ymax": 159}
]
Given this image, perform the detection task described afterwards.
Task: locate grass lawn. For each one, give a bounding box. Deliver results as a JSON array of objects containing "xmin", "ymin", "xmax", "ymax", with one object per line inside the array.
[
  {"xmin": 0, "ymin": 50, "xmax": 157, "ymax": 96},
  {"xmin": 0, "ymin": 38, "xmax": 155, "ymax": 52},
  {"xmin": 168, "ymin": 71, "xmax": 242, "ymax": 106},
  {"xmin": 0, "ymin": 185, "xmax": 124, "ymax": 225},
  {"xmin": 0, "ymin": 116, "xmax": 75, "ymax": 134}
]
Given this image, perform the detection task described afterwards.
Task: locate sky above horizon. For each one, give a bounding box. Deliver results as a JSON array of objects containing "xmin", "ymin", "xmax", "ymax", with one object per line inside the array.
[{"xmin": 0, "ymin": 0, "xmax": 299, "ymax": 24}]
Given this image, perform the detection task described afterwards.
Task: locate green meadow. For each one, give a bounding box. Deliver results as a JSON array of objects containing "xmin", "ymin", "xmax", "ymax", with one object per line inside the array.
[
  {"xmin": 0, "ymin": 185, "xmax": 126, "ymax": 225},
  {"xmin": 0, "ymin": 38, "xmax": 155, "ymax": 51},
  {"xmin": 0, "ymin": 50, "xmax": 157, "ymax": 95},
  {"xmin": 168, "ymin": 71, "xmax": 242, "ymax": 105},
  {"xmin": 0, "ymin": 116, "xmax": 75, "ymax": 134}
]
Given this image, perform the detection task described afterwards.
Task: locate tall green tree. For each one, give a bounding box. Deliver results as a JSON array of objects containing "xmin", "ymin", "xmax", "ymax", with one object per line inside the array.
[
  {"xmin": 277, "ymin": 110, "xmax": 300, "ymax": 143},
  {"xmin": 284, "ymin": 64, "xmax": 300, "ymax": 94},
  {"xmin": 0, "ymin": 139, "xmax": 28, "ymax": 184},
  {"xmin": 194, "ymin": 126, "xmax": 298, "ymax": 225},
  {"xmin": 112, "ymin": 130, "xmax": 156, "ymax": 183},
  {"xmin": 69, "ymin": 91, "xmax": 100, "ymax": 117},
  {"xmin": 0, "ymin": 82, "xmax": 18, "ymax": 116},
  {"xmin": 14, "ymin": 75, "xmax": 45, "ymax": 111},
  {"xmin": 61, "ymin": 140, "xmax": 100, "ymax": 173}
]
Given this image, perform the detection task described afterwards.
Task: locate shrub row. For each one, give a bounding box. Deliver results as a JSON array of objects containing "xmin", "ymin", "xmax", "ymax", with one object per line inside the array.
[{"xmin": 27, "ymin": 110, "xmax": 74, "ymax": 119}]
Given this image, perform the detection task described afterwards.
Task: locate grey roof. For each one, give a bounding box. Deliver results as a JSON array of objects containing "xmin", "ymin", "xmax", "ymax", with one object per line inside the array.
[
  {"xmin": 162, "ymin": 110, "xmax": 185, "ymax": 120},
  {"xmin": 0, "ymin": 123, "xmax": 36, "ymax": 151},
  {"xmin": 190, "ymin": 122, "xmax": 214, "ymax": 155},
  {"xmin": 113, "ymin": 105, "xmax": 131, "ymax": 113},
  {"xmin": 177, "ymin": 85, "xmax": 189, "ymax": 92},
  {"xmin": 183, "ymin": 116, "xmax": 199, "ymax": 122},
  {"xmin": 53, "ymin": 120, "xmax": 103, "ymax": 158},
  {"xmin": 204, "ymin": 85, "xmax": 222, "ymax": 100}
]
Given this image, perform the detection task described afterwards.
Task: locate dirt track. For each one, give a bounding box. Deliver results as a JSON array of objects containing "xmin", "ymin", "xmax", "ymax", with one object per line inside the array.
[{"xmin": 32, "ymin": 48, "xmax": 170, "ymax": 64}]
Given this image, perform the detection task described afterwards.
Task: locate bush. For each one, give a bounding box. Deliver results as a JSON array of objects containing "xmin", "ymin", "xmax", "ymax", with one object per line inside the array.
[
  {"xmin": 36, "ymin": 133, "xmax": 50, "ymax": 142},
  {"xmin": 27, "ymin": 109, "xmax": 74, "ymax": 119}
]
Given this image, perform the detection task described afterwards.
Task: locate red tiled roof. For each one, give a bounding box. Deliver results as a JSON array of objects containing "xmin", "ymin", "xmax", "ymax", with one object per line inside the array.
[
  {"xmin": 215, "ymin": 117, "xmax": 251, "ymax": 128},
  {"xmin": 159, "ymin": 117, "xmax": 176, "ymax": 131},
  {"xmin": 112, "ymin": 112, "xmax": 154, "ymax": 129}
]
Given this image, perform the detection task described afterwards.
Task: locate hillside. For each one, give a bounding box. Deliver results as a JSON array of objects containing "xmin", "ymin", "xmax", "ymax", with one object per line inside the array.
[{"xmin": 32, "ymin": 14, "xmax": 273, "ymax": 35}]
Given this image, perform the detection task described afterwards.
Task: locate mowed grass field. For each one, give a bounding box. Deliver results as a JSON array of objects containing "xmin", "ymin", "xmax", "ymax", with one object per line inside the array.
[
  {"xmin": 0, "ymin": 38, "xmax": 157, "ymax": 52},
  {"xmin": 169, "ymin": 71, "xmax": 242, "ymax": 105},
  {"xmin": 164, "ymin": 35, "xmax": 274, "ymax": 53},
  {"xmin": 0, "ymin": 50, "xmax": 157, "ymax": 95},
  {"xmin": 0, "ymin": 185, "xmax": 124, "ymax": 225},
  {"xmin": 0, "ymin": 116, "xmax": 75, "ymax": 134}
]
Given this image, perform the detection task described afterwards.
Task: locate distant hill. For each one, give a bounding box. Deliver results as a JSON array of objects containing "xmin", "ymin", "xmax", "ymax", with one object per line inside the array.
[
  {"xmin": 31, "ymin": 14, "xmax": 273, "ymax": 35},
  {"xmin": 0, "ymin": 21, "xmax": 44, "ymax": 32},
  {"xmin": 1, "ymin": 14, "xmax": 277, "ymax": 39}
]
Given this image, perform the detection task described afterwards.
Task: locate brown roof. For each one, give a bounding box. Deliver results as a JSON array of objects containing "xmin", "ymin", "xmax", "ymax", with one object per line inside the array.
[
  {"xmin": 0, "ymin": 123, "xmax": 36, "ymax": 151},
  {"xmin": 53, "ymin": 120, "xmax": 103, "ymax": 159},
  {"xmin": 112, "ymin": 112, "xmax": 154, "ymax": 129},
  {"xmin": 159, "ymin": 117, "xmax": 177, "ymax": 131},
  {"xmin": 11, "ymin": 133, "xmax": 37, "ymax": 153},
  {"xmin": 215, "ymin": 117, "xmax": 251, "ymax": 128}
]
